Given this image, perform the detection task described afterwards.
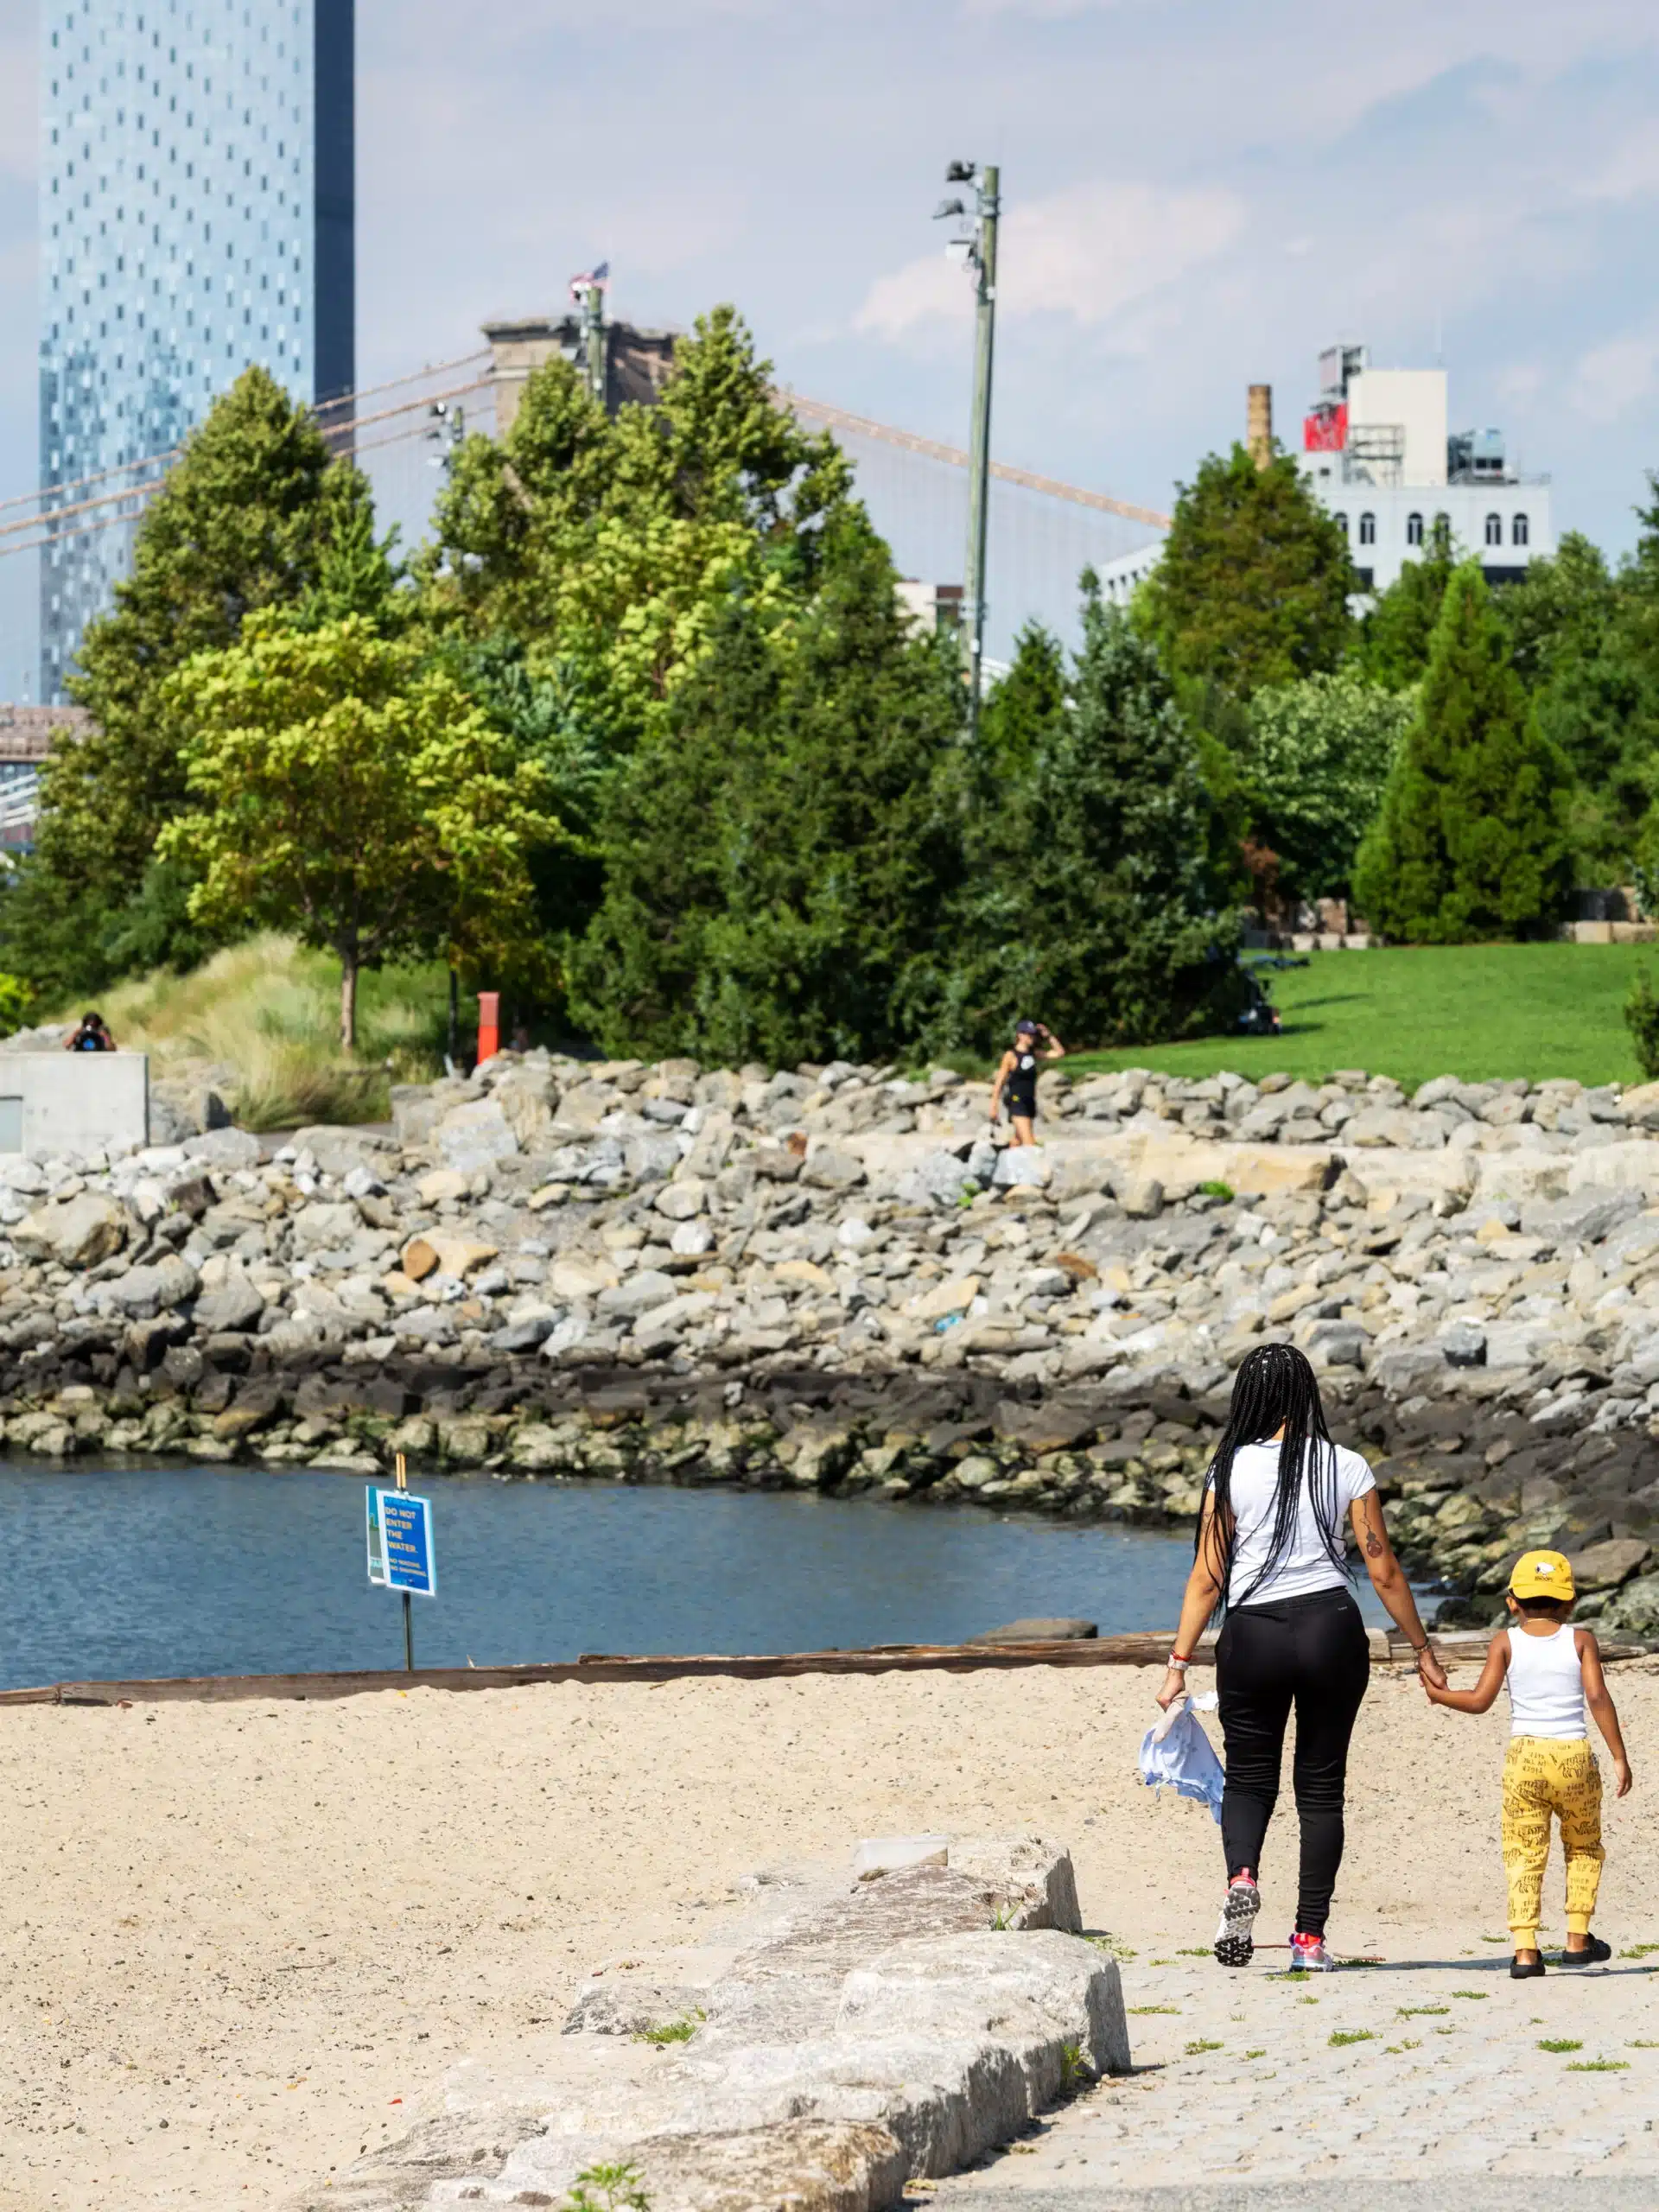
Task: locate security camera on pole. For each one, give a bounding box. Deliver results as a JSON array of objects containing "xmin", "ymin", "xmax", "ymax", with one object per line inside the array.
[{"xmin": 933, "ymin": 162, "xmax": 1000, "ymax": 740}]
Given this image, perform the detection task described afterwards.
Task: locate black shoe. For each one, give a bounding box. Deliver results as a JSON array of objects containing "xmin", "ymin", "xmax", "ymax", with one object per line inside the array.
[
  {"xmin": 1511, "ymin": 1955, "xmax": 1547, "ymax": 1980},
  {"xmin": 1557, "ymin": 1936, "xmax": 1611, "ymax": 1967}
]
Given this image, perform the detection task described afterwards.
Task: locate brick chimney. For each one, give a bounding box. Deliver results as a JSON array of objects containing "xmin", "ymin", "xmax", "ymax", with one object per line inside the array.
[{"xmin": 1247, "ymin": 384, "xmax": 1273, "ymax": 468}]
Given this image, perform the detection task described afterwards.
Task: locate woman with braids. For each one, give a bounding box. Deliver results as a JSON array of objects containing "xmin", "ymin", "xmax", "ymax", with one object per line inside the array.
[{"xmin": 1156, "ymin": 1343, "xmax": 1447, "ymax": 1971}]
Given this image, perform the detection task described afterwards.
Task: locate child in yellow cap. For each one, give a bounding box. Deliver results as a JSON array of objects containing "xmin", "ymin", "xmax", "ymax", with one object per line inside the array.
[{"xmin": 1423, "ymin": 1549, "xmax": 1632, "ymax": 1978}]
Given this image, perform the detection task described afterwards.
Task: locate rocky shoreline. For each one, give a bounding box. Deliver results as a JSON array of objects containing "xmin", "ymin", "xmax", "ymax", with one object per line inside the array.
[{"xmin": 1, "ymin": 1047, "xmax": 1658, "ymax": 1632}]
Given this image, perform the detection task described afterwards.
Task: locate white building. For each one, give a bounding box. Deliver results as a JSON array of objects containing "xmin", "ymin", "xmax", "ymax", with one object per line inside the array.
[{"xmin": 1295, "ymin": 344, "xmax": 1554, "ymax": 592}]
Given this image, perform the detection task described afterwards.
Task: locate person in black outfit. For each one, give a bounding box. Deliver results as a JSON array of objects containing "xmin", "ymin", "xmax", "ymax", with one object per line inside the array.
[
  {"xmin": 64, "ymin": 1011, "xmax": 115, "ymax": 1053},
  {"xmin": 988, "ymin": 1018, "xmax": 1064, "ymax": 1147},
  {"xmin": 1157, "ymin": 1343, "xmax": 1447, "ymax": 1971}
]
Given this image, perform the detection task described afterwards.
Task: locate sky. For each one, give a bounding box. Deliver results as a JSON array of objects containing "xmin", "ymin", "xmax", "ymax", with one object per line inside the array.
[{"xmin": 3, "ymin": 0, "xmax": 1659, "ymax": 689}]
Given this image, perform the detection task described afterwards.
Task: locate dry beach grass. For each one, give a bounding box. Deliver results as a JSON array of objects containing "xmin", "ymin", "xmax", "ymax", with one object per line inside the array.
[{"xmin": 1, "ymin": 1658, "xmax": 1656, "ymax": 2210}]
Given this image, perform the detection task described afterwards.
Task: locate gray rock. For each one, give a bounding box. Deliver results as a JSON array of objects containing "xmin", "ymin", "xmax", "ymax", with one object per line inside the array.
[
  {"xmin": 107, "ymin": 1252, "xmax": 200, "ymax": 1315},
  {"xmin": 489, "ymin": 1313, "xmax": 559, "ymax": 1353},
  {"xmin": 1370, "ymin": 1344, "xmax": 1445, "ymax": 1397},
  {"xmin": 1568, "ymin": 1537, "xmax": 1651, "ymax": 1591},
  {"xmin": 291, "ymin": 1200, "xmax": 361, "ymax": 1251},
  {"xmin": 655, "ymin": 1179, "xmax": 708, "ymax": 1221},
  {"xmin": 1441, "ymin": 1321, "xmax": 1488, "ymax": 1367},
  {"xmin": 1521, "ymin": 1189, "xmax": 1643, "ymax": 1246},
  {"xmin": 598, "ymin": 1268, "xmax": 679, "ymax": 1319},
  {"xmin": 436, "ymin": 1097, "xmax": 519, "ymax": 1171},
  {"xmin": 803, "ymin": 1146, "xmax": 868, "ymax": 1192},
  {"xmin": 900, "ymin": 1151, "xmax": 977, "ymax": 1208},
  {"xmin": 993, "ymin": 1148, "xmax": 1050, "ymax": 1190},
  {"xmin": 1118, "ymin": 1174, "xmax": 1165, "ymax": 1219},
  {"xmin": 192, "ymin": 1273, "xmax": 266, "ymax": 1334},
  {"xmin": 1302, "ymin": 1318, "xmax": 1366, "ymax": 1369}
]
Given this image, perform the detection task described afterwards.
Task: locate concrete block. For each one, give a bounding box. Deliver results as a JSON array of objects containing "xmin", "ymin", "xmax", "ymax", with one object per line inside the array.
[{"xmin": 0, "ymin": 1052, "xmax": 148, "ymax": 1157}]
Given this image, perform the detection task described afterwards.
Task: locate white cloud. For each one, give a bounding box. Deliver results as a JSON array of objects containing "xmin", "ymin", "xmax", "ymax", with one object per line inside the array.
[
  {"xmin": 855, "ymin": 178, "xmax": 1244, "ymax": 340},
  {"xmin": 1572, "ymin": 332, "xmax": 1659, "ymax": 423}
]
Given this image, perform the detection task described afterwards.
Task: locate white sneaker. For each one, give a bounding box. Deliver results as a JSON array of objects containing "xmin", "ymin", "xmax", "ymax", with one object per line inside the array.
[
  {"xmin": 1214, "ymin": 1873, "xmax": 1260, "ymax": 1967},
  {"xmin": 1287, "ymin": 1931, "xmax": 1336, "ymax": 1973}
]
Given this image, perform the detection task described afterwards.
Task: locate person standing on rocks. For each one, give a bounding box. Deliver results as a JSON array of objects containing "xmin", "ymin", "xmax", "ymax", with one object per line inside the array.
[
  {"xmin": 1157, "ymin": 1341, "xmax": 1447, "ymax": 1972},
  {"xmin": 989, "ymin": 1019, "xmax": 1065, "ymax": 1147}
]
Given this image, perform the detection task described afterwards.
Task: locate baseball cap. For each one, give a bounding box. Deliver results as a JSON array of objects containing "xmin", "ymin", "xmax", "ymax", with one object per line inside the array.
[
  {"xmin": 1015, "ymin": 1017, "xmax": 1038, "ymax": 1035},
  {"xmin": 1509, "ymin": 1549, "xmax": 1576, "ymax": 1602}
]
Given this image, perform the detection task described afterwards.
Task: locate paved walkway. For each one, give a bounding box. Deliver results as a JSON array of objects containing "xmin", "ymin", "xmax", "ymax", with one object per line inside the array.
[{"xmin": 923, "ymin": 1938, "xmax": 1659, "ymax": 2209}]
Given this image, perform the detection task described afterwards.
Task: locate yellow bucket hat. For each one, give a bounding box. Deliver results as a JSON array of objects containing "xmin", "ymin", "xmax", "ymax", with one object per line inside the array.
[{"xmin": 1510, "ymin": 1549, "xmax": 1576, "ymax": 1602}]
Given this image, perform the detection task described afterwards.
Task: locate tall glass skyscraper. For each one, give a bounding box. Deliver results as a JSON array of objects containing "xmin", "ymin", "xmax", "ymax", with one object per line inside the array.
[{"xmin": 38, "ymin": 1, "xmax": 355, "ymax": 701}]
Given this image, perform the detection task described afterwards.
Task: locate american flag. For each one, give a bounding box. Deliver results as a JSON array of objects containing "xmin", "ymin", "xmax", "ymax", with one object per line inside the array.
[{"xmin": 569, "ymin": 262, "xmax": 610, "ymax": 301}]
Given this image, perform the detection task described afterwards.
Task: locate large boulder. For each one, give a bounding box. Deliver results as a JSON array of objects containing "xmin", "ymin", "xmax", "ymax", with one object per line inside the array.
[
  {"xmin": 192, "ymin": 1270, "xmax": 266, "ymax": 1334},
  {"xmin": 291, "ymin": 1200, "xmax": 362, "ymax": 1251},
  {"xmin": 107, "ymin": 1252, "xmax": 200, "ymax": 1316},
  {"xmin": 13, "ymin": 1192, "xmax": 128, "ymax": 1268},
  {"xmin": 435, "ymin": 1097, "xmax": 519, "ymax": 1172}
]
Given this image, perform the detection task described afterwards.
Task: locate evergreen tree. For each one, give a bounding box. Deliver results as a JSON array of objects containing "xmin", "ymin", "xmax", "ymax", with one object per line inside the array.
[
  {"xmin": 1137, "ymin": 445, "xmax": 1355, "ymax": 696},
  {"xmin": 940, "ymin": 586, "xmax": 1240, "ymax": 1051},
  {"xmin": 980, "ymin": 620, "xmax": 1067, "ymax": 774},
  {"xmin": 566, "ymin": 516, "xmax": 965, "ymax": 1065},
  {"xmin": 1353, "ymin": 517, "xmax": 1459, "ymax": 689},
  {"xmin": 1353, "ymin": 563, "xmax": 1574, "ymax": 941},
  {"xmin": 3, "ymin": 367, "xmax": 373, "ymax": 995}
]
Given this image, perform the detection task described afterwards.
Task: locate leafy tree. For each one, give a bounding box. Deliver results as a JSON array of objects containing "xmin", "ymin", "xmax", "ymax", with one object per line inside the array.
[
  {"xmin": 424, "ymin": 307, "xmax": 854, "ymax": 755},
  {"xmin": 981, "ymin": 620, "xmax": 1067, "ymax": 774},
  {"xmin": 1353, "ymin": 563, "xmax": 1574, "ymax": 941},
  {"xmin": 939, "ymin": 585, "xmax": 1241, "ymax": 1051},
  {"xmin": 3, "ymin": 367, "xmax": 375, "ymax": 994},
  {"xmin": 157, "ymin": 614, "xmax": 561, "ymax": 1046},
  {"xmin": 565, "ymin": 517, "xmax": 964, "ymax": 1065},
  {"xmin": 1137, "ymin": 445, "xmax": 1355, "ymax": 696},
  {"xmin": 1243, "ymin": 670, "xmax": 1415, "ymax": 903},
  {"xmin": 1352, "ymin": 517, "xmax": 1459, "ymax": 690}
]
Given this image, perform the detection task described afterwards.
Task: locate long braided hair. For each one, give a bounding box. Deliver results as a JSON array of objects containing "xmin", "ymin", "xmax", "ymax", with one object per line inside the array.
[{"xmin": 1198, "ymin": 1342, "xmax": 1346, "ymax": 1610}]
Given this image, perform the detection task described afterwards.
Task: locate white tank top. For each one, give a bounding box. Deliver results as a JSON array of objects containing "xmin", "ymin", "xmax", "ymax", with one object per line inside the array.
[{"xmin": 1506, "ymin": 1624, "xmax": 1586, "ymax": 1740}]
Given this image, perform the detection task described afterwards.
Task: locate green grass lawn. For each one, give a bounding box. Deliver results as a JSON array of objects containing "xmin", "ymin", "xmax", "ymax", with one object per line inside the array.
[{"xmin": 1058, "ymin": 944, "xmax": 1659, "ymax": 1092}]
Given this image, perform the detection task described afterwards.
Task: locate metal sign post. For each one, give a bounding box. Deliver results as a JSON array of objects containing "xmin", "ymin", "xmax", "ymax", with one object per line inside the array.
[{"xmin": 365, "ymin": 1452, "xmax": 437, "ymax": 1673}]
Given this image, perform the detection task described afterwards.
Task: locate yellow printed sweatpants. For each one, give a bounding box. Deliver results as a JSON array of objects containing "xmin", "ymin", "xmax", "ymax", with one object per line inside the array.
[{"xmin": 1502, "ymin": 1735, "xmax": 1605, "ymax": 1945}]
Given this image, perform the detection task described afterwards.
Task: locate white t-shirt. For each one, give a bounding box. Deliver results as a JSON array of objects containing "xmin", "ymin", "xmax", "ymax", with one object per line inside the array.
[{"xmin": 1213, "ymin": 1439, "xmax": 1376, "ymax": 1607}]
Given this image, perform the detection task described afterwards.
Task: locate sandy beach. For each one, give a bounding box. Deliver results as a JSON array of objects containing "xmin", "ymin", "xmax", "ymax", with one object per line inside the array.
[{"xmin": 3, "ymin": 1656, "xmax": 1656, "ymax": 2210}]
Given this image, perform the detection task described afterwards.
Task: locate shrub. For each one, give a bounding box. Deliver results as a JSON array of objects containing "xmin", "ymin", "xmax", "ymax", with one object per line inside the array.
[{"xmin": 1625, "ymin": 969, "xmax": 1659, "ymax": 1079}]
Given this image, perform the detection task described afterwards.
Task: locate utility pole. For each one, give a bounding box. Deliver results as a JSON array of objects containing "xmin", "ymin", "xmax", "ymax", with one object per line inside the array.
[
  {"xmin": 582, "ymin": 282, "xmax": 607, "ymax": 408},
  {"xmin": 570, "ymin": 262, "xmax": 611, "ymax": 410},
  {"xmin": 936, "ymin": 163, "xmax": 1000, "ymax": 739}
]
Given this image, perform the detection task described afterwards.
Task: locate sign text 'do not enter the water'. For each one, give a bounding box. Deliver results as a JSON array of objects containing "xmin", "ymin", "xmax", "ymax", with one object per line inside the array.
[{"xmin": 365, "ymin": 1486, "xmax": 437, "ymax": 1598}]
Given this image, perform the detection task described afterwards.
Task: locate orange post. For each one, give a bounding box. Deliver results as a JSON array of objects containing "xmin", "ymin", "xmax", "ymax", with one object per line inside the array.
[{"xmin": 476, "ymin": 991, "xmax": 500, "ymax": 1066}]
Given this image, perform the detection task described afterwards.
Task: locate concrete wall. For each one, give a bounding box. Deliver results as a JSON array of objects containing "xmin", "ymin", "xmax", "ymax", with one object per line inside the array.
[{"xmin": 0, "ymin": 1055, "xmax": 147, "ymax": 1157}]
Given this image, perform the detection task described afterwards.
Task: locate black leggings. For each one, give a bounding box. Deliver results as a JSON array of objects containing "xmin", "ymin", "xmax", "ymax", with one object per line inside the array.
[{"xmin": 1217, "ymin": 1586, "xmax": 1370, "ymax": 1937}]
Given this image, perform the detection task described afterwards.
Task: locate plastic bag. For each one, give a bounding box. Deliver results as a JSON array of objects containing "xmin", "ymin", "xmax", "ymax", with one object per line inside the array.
[{"xmin": 1138, "ymin": 1694, "xmax": 1224, "ymax": 1824}]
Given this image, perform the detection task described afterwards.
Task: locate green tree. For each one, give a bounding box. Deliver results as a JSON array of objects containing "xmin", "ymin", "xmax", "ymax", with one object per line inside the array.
[
  {"xmin": 1352, "ymin": 517, "xmax": 1459, "ymax": 689},
  {"xmin": 1243, "ymin": 669, "xmax": 1415, "ymax": 903},
  {"xmin": 980, "ymin": 620, "xmax": 1067, "ymax": 774},
  {"xmin": 941, "ymin": 587, "xmax": 1241, "ymax": 1051},
  {"xmin": 3, "ymin": 367, "xmax": 375, "ymax": 996},
  {"xmin": 157, "ymin": 614, "xmax": 561, "ymax": 1046},
  {"xmin": 1138, "ymin": 445, "xmax": 1355, "ymax": 696},
  {"xmin": 424, "ymin": 307, "xmax": 853, "ymax": 754},
  {"xmin": 565, "ymin": 517, "xmax": 964, "ymax": 1065},
  {"xmin": 1353, "ymin": 563, "xmax": 1574, "ymax": 941}
]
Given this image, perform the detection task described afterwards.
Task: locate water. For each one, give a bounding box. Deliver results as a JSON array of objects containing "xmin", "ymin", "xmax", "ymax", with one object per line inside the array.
[{"xmin": 0, "ymin": 1464, "xmax": 1408, "ymax": 1689}]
